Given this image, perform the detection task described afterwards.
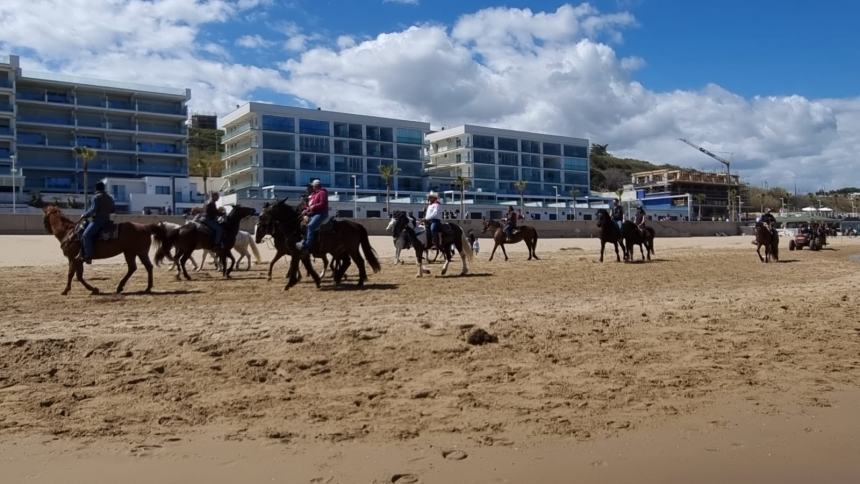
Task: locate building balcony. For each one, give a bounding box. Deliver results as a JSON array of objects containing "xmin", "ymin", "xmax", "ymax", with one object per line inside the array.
[
  {"xmin": 17, "ymin": 115, "xmax": 73, "ymax": 127},
  {"xmin": 138, "ymin": 142, "xmax": 185, "ymax": 155},
  {"xmin": 0, "ymin": 78, "xmax": 13, "ymax": 89},
  {"xmin": 221, "ymin": 123, "xmax": 253, "ymax": 143},
  {"xmin": 223, "ymin": 161, "xmax": 257, "ymax": 176},
  {"xmin": 0, "ymin": 126, "xmax": 13, "ymax": 137},
  {"xmin": 0, "ymin": 102, "xmax": 14, "ymax": 113}
]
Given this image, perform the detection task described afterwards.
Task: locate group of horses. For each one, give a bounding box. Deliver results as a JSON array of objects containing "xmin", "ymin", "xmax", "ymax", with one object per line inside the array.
[{"xmin": 42, "ymin": 201, "xmax": 668, "ymax": 296}]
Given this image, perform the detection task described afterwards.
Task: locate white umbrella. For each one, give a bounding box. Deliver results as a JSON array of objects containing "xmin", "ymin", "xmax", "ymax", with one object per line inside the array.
[
  {"xmin": 801, "ymin": 206, "xmax": 817, "ymax": 212},
  {"xmin": 819, "ymin": 207, "xmax": 833, "ymax": 212}
]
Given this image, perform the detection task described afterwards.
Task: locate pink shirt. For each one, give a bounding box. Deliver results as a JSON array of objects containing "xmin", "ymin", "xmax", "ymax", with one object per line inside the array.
[{"xmin": 306, "ymin": 188, "xmax": 329, "ymax": 215}]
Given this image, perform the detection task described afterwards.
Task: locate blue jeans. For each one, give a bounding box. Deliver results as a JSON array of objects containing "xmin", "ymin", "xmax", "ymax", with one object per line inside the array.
[
  {"xmin": 203, "ymin": 219, "xmax": 222, "ymax": 247},
  {"xmin": 615, "ymin": 220, "xmax": 623, "ymax": 232},
  {"xmin": 427, "ymin": 219, "xmax": 441, "ymax": 247},
  {"xmin": 505, "ymin": 224, "xmax": 514, "ymax": 238},
  {"xmin": 303, "ymin": 213, "xmax": 326, "ymax": 251},
  {"xmin": 82, "ymin": 219, "xmax": 106, "ymax": 260}
]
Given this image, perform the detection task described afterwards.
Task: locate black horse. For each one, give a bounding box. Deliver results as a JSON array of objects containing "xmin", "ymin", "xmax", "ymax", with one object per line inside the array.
[
  {"xmin": 154, "ymin": 205, "xmax": 256, "ymax": 279},
  {"xmin": 390, "ymin": 211, "xmax": 432, "ymax": 277},
  {"xmin": 255, "ymin": 201, "xmax": 322, "ymax": 290},
  {"xmin": 255, "ymin": 208, "xmax": 334, "ymax": 282},
  {"xmin": 424, "ymin": 219, "xmax": 474, "ymax": 276},
  {"xmin": 621, "ymin": 221, "xmax": 656, "ymax": 262},
  {"xmin": 596, "ymin": 209, "xmax": 626, "ymax": 262}
]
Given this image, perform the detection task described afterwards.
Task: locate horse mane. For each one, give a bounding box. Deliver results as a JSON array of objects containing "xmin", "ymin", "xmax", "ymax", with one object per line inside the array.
[{"xmin": 42, "ymin": 205, "xmax": 75, "ymax": 235}]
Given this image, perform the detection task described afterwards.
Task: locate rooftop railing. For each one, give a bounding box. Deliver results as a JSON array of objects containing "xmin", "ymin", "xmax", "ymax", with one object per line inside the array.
[{"xmin": 24, "ymin": 71, "xmax": 187, "ymax": 97}]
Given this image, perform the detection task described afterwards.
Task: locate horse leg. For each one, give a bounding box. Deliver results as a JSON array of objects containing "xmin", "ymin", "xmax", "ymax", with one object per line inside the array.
[
  {"xmin": 285, "ymin": 256, "xmax": 301, "ymax": 290},
  {"xmin": 334, "ymin": 256, "xmax": 351, "ymax": 284},
  {"xmin": 116, "ymin": 252, "xmax": 137, "ymax": 294},
  {"xmin": 500, "ymin": 243, "xmax": 509, "ymax": 261},
  {"xmin": 62, "ymin": 259, "xmax": 75, "ymax": 295},
  {"xmin": 756, "ymin": 244, "xmax": 764, "ymax": 262},
  {"xmin": 300, "ymin": 255, "xmax": 321, "ymax": 288},
  {"xmin": 639, "ymin": 242, "xmax": 646, "ymax": 261},
  {"xmin": 197, "ymin": 251, "xmax": 207, "ymax": 272},
  {"xmin": 489, "ymin": 242, "xmax": 499, "ymax": 261},
  {"xmin": 139, "ymin": 253, "xmax": 154, "ymax": 293},
  {"xmin": 180, "ymin": 252, "xmax": 193, "ymax": 280},
  {"xmin": 352, "ymin": 251, "xmax": 368, "ymax": 288},
  {"xmin": 188, "ymin": 253, "xmax": 199, "ymax": 271},
  {"xmin": 459, "ymin": 245, "xmax": 470, "ymax": 276},
  {"xmin": 600, "ymin": 240, "xmax": 605, "ymax": 263},
  {"xmin": 75, "ymin": 262, "xmax": 99, "ymax": 295},
  {"xmin": 268, "ymin": 251, "xmax": 284, "ymax": 281},
  {"xmin": 613, "ymin": 241, "xmax": 621, "ymax": 262},
  {"xmin": 531, "ymin": 237, "xmax": 540, "ymax": 260},
  {"xmin": 440, "ymin": 250, "xmax": 451, "ymax": 276},
  {"xmin": 225, "ymin": 253, "xmax": 236, "ymax": 278}
]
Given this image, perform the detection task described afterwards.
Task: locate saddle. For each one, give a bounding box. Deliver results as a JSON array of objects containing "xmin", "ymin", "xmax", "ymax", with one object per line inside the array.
[{"xmin": 74, "ymin": 220, "xmax": 120, "ymax": 241}]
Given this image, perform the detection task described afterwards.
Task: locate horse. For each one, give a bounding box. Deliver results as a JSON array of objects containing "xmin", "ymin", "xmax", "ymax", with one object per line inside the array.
[
  {"xmin": 42, "ymin": 205, "xmax": 156, "ymax": 295},
  {"xmin": 754, "ymin": 223, "xmax": 779, "ymax": 263},
  {"xmin": 621, "ymin": 221, "xmax": 656, "ymax": 262},
  {"xmin": 390, "ymin": 211, "xmax": 433, "ymax": 277},
  {"xmin": 158, "ymin": 222, "xmax": 199, "ymax": 271},
  {"xmin": 255, "ymin": 209, "xmax": 335, "ymax": 282},
  {"xmin": 254, "ymin": 201, "xmax": 322, "ymax": 290},
  {"xmin": 595, "ymin": 209, "xmax": 626, "ymax": 262},
  {"xmin": 301, "ymin": 209, "xmax": 382, "ymax": 287},
  {"xmin": 424, "ymin": 219, "xmax": 474, "ymax": 276},
  {"xmin": 481, "ymin": 219, "xmax": 539, "ymax": 261},
  {"xmin": 199, "ymin": 230, "xmax": 261, "ymax": 271},
  {"xmin": 154, "ymin": 205, "xmax": 256, "ymax": 279},
  {"xmin": 386, "ymin": 214, "xmax": 433, "ymax": 265}
]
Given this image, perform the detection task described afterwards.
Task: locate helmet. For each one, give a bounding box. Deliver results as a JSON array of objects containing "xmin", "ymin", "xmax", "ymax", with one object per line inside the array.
[{"xmin": 94, "ymin": 181, "xmax": 106, "ymax": 191}]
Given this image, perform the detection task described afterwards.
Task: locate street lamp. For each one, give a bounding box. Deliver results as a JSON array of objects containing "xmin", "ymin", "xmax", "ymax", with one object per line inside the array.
[
  {"xmin": 779, "ymin": 197, "xmax": 785, "ymax": 213},
  {"xmin": 351, "ymin": 175, "xmax": 358, "ymax": 219},
  {"xmin": 10, "ymin": 154, "xmax": 16, "ymax": 215},
  {"xmin": 553, "ymin": 185, "xmax": 559, "ymax": 221}
]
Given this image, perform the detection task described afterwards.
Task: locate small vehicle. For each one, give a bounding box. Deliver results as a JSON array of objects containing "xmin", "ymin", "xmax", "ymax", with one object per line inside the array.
[{"xmin": 789, "ymin": 227, "xmax": 825, "ymax": 251}]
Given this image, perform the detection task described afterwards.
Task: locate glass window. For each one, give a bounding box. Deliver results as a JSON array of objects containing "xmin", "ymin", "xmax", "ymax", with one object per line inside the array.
[
  {"xmin": 333, "ymin": 122, "xmax": 349, "ymax": 138},
  {"xmin": 564, "ymin": 144, "xmax": 588, "ymax": 158},
  {"xmin": 474, "ymin": 164, "xmax": 495, "ymax": 179},
  {"xmin": 543, "ymin": 142, "xmax": 561, "ymax": 156},
  {"xmin": 366, "ymin": 175, "xmax": 386, "ymax": 189},
  {"xmin": 367, "ymin": 142, "xmax": 393, "ymax": 158},
  {"xmin": 262, "ymin": 133, "xmax": 294, "ymax": 151},
  {"xmin": 564, "ymin": 171, "xmax": 589, "ymax": 185},
  {"xmin": 299, "ymin": 153, "xmax": 330, "ymax": 171},
  {"xmin": 380, "ymin": 127, "xmax": 393, "ymax": 142},
  {"xmin": 366, "ymin": 126, "xmax": 380, "ymax": 141},
  {"xmin": 397, "ymin": 176, "xmax": 423, "ymax": 191},
  {"xmin": 543, "ymin": 157, "xmax": 561, "ymax": 170},
  {"xmin": 155, "ymin": 186, "xmax": 171, "ymax": 195},
  {"xmin": 544, "ymin": 170, "xmax": 561, "ymax": 183},
  {"xmin": 397, "ymin": 160, "xmax": 423, "ymax": 176},
  {"xmin": 396, "ymin": 128, "xmax": 423, "ymax": 145},
  {"xmin": 299, "ymin": 136, "xmax": 330, "ymax": 153},
  {"xmin": 397, "ymin": 144, "xmax": 421, "ymax": 160},
  {"xmin": 473, "ymin": 150, "xmax": 495, "ymax": 164},
  {"xmin": 498, "ymin": 166, "xmax": 519, "ymax": 181},
  {"xmin": 498, "ymin": 152, "xmax": 519, "ymax": 166},
  {"xmin": 522, "ymin": 168, "xmax": 541, "ymax": 182},
  {"xmin": 473, "ymin": 179, "xmax": 496, "ymax": 192},
  {"xmin": 264, "ymin": 152, "xmax": 295, "ymax": 169},
  {"xmin": 498, "ymin": 137, "xmax": 518, "ymax": 152},
  {"xmin": 46, "ymin": 177, "xmax": 73, "ymax": 189},
  {"xmin": 473, "ymin": 134, "xmax": 495, "ymax": 150},
  {"xmin": 366, "ymin": 158, "xmax": 382, "ymax": 173},
  {"xmin": 349, "ymin": 124, "xmax": 363, "ymax": 139},
  {"xmin": 334, "ymin": 156, "xmax": 363, "ymax": 173},
  {"xmin": 522, "ymin": 154, "xmax": 541, "ymax": 168},
  {"xmin": 299, "ymin": 119, "xmax": 330, "ymax": 136},
  {"xmin": 262, "ymin": 115, "xmax": 294, "ymax": 132},
  {"xmin": 563, "ymin": 157, "xmax": 588, "ymax": 171},
  {"xmin": 334, "ymin": 174, "xmax": 357, "ymax": 188},
  {"xmin": 299, "ymin": 171, "xmax": 331, "ymax": 186},
  {"xmin": 334, "ymin": 139, "xmax": 348, "ymax": 155},
  {"xmin": 263, "ymin": 170, "xmax": 295, "ymax": 186},
  {"xmin": 521, "ymin": 139, "xmax": 540, "ymax": 153}
]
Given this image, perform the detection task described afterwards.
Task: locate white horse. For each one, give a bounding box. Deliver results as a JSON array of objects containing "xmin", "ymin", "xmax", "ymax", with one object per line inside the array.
[{"xmin": 199, "ymin": 230, "xmax": 261, "ymax": 271}]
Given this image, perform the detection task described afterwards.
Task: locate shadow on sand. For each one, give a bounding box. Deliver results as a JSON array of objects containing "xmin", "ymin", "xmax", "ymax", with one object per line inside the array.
[{"xmin": 319, "ymin": 283, "xmax": 399, "ymax": 292}]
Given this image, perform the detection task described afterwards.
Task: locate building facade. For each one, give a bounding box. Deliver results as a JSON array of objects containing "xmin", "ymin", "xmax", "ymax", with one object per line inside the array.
[
  {"xmin": 219, "ymin": 103, "xmax": 431, "ymax": 203},
  {"xmin": 426, "ymin": 125, "xmax": 590, "ymax": 205},
  {"xmin": 0, "ymin": 54, "xmax": 189, "ymax": 202},
  {"xmin": 102, "ymin": 175, "xmax": 218, "ymax": 215},
  {"xmin": 631, "ymin": 168, "xmax": 740, "ymax": 220}
]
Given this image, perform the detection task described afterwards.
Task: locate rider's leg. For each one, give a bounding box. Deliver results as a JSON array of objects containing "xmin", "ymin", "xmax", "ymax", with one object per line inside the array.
[
  {"xmin": 81, "ymin": 220, "xmax": 104, "ymax": 262},
  {"xmin": 302, "ymin": 214, "xmax": 324, "ymax": 251},
  {"xmin": 430, "ymin": 219, "xmax": 441, "ymax": 249}
]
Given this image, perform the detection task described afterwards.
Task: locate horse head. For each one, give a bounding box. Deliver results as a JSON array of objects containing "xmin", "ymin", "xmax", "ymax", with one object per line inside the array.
[
  {"xmin": 391, "ymin": 211, "xmax": 410, "ymax": 239},
  {"xmin": 595, "ymin": 209, "xmax": 609, "ymax": 227},
  {"xmin": 481, "ymin": 219, "xmax": 500, "ymax": 234}
]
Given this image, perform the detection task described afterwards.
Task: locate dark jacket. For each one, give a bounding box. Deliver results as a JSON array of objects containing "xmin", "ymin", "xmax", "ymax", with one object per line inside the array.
[
  {"xmin": 611, "ymin": 205, "xmax": 624, "ymax": 221},
  {"xmin": 204, "ymin": 200, "xmax": 220, "ymax": 220},
  {"xmin": 82, "ymin": 191, "xmax": 115, "ymax": 222}
]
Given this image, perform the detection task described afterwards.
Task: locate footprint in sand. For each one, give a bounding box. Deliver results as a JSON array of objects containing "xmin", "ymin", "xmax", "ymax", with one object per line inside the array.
[
  {"xmin": 442, "ymin": 450, "xmax": 468, "ymax": 461},
  {"xmin": 391, "ymin": 474, "xmax": 420, "ymax": 483}
]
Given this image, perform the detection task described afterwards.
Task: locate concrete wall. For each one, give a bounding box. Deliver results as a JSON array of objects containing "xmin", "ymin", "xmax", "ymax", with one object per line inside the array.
[{"xmin": 1, "ymin": 213, "xmax": 740, "ymax": 237}]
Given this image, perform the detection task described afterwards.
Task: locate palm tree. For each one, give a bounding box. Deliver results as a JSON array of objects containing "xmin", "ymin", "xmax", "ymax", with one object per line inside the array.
[
  {"xmin": 694, "ymin": 193, "xmax": 706, "ymax": 221},
  {"xmin": 568, "ymin": 188, "xmax": 581, "ymax": 220},
  {"xmin": 591, "ymin": 144, "xmax": 609, "ymax": 157},
  {"xmin": 378, "ymin": 164, "xmax": 399, "ymax": 216},
  {"xmin": 454, "ymin": 174, "xmax": 471, "ymax": 220},
  {"xmin": 513, "ymin": 180, "xmax": 528, "ymax": 210},
  {"xmin": 189, "ymin": 148, "xmax": 222, "ymax": 195},
  {"xmin": 73, "ymin": 146, "xmax": 97, "ymax": 206}
]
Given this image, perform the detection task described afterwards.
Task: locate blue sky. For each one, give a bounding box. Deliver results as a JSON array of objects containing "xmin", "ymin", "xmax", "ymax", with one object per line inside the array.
[{"xmin": 1, "ymin": 0, "xmax": 858, "ymax": 191}]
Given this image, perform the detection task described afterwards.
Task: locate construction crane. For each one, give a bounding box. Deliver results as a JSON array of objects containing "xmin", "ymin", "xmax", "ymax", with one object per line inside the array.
[{"xmin": 678, "ymin": 138, "xmax": 731, "ymax": 180}]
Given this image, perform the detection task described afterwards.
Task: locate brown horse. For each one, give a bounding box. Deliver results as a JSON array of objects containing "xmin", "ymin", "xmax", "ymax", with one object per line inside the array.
[
  {"xmin": 754, "ymin": 223, "xmax": 779, "ymax": 263},
  {"xmin": 482, "ymin": 219, "xmax": 539, "ymax": 261},
  {"xmin": 42, "ymin": 205, "xmax": 156, "ymax": 295}
]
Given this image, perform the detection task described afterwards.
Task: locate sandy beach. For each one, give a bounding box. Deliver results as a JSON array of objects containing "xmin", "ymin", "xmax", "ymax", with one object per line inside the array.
[{"xmin": 1, "ymin": 234, "xmax": 859, "ymax": 483}]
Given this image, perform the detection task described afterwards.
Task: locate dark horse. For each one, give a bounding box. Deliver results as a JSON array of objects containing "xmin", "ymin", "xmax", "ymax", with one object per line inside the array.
[
  {"xmin": 425, "ymin": 219, "xmax": 474, "ymax": 276},
  {"xmin": 481, "ymin": 219, "xmax": 539, "ymax": 261},
  {"xmin": 255, "ymin": 201, "xmax": 322, "ymax": 290},
  {"xmin": 154, "ymin": 205, "xmax": 256, "ymax": 279},
  {"xmin": 42, "ymin": 205, "xmax": 155, "ymax": 295},
  {"xmin": 754, "ymin": 223, "xmax": 779, "ymax": 263},
  {"xmin": 254, "ymin": 209, "xmax": 333, "ymax": 282},
  {"xmin": 596, "ymin": 209, "xmax": 626, "ymax": 262},
  {"xmin": 621, "ymin": 221, "xmax": 656, "ymax": 262},
  {"xmin": 258, "ymin": 200, "xmax": 381, "ymax": 288},
  {"xmin": 390, "ymin": 211, "xmax": 432, "ymax": 277}
]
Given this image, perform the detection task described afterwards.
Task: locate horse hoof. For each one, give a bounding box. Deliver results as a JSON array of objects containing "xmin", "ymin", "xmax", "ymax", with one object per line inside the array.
[
  {"xmin": 61, "ymin": 290, "xmax": 70, "ymax": 296},
  {"xmin": 91, "ymin": 288, "xmax": 100, "ymax": 295},
  {"xmin": 115, "ymin": 287, "xmax": 123, "ymax": 294}
]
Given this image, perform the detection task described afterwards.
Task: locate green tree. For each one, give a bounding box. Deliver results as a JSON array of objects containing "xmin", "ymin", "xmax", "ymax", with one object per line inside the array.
[
  {"xmin": 454, "ymin": 175, "xmax": 471, "ymax": 220},
  {"xmin": 189, "ymin": 148, "xmax": 223, "ymax": 195},
  {"xmin": 378, "ymin": 164, "xmax": 399, "ymax": 216},
  {"xmin": 591, "ymin": 143, "xmax": 609, "ymax": 157},
  {"xmin": 513, "ymin": 180, "xmax": 528, "ymax": 210},
  {"xmin": 694, "ymin": 193, "xmax": 706, "ymax": 221},
  {"xmin": 72, "ymin": 146, "xmax": 97, "ymax": 206}
]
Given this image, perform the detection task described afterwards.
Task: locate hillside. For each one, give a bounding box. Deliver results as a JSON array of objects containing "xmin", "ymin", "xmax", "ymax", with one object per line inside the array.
[{"xmin": 589, "ymin": 144, "xmax": 677, "ymax": 191}]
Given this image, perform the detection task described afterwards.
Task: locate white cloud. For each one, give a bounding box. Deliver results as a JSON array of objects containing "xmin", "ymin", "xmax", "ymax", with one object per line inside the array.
[{"xmin": 236, "ymin": 34, "xmax": 273, "ymax": 49}]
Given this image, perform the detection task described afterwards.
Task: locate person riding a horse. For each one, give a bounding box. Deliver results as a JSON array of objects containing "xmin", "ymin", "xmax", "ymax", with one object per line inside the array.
[
  {"xmin": 201, "ymin": 192, "xmax": 225, "ymax": 248},
  {"xmin": 504, "ymin": 206, "xmax": 518, "ymax": 240},
  {"xmin": 77, "ymin": 181, "xmax": 116, "ymax": 264},
  {"xmin": 611, "ymin": 199, "xmax": 624, "ymax": 232},
  {"xmin": 424, "ymin": 191, "xmax": 442, "ymax": 249},
  {"xmin": 297, "ymin": 179, "xmax": 329, "ymax": 254},
  {"xmin": 634, "ymin": 206, "xmax": 647, "ymax": 236}
]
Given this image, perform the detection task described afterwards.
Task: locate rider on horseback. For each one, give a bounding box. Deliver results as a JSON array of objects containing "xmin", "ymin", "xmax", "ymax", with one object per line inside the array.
[
  {"xmin": 201, "ymin": 192, "xmax": 224, "ymax": 248},
  {"xmin": 297, "ymin": 179, "xmax": 329, "ymax": 253},
  {"xmin": 424, "ymin": 191, "xmax": 442, "ymax": 249},
  {"xmin": 77, "ymin": 181, "xmax": 115, "ymax": 264},
  {"xmin": 634, "ymin": 206, "xmax": 647, "ymax": 235},
  {"xmin": 504, "ymin": 206, "xmax": 518, "ymax": 241},
  {"xmin": 611, "ymin": 199, "xmax": 624, "ymax": 233}
]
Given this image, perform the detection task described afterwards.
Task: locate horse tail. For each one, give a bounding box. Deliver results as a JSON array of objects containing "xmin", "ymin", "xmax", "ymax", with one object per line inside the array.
[
  {"xmin": 358, "ymin": 224, "xmax": 382, "ymax": 273},
  {"xmin": 248, "ymin": 236, "xmax": 262, "ymax": 263},
  {"xmin": 151, "ymin": 223, "xmax": 178, "ymax": 266},
  {"xmin": 459, "ymin": 226, "xmax": 474, "ymax": 262}
]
